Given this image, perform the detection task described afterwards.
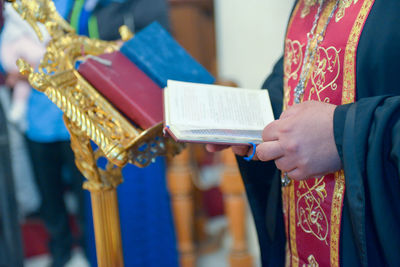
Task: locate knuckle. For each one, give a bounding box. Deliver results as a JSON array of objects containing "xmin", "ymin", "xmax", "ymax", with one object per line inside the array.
[
  {"xmin": 286, "ymin": 141, "xmax": 299, "ymax": 153},
  {"xmin": 279, "ymin": 123, "xmax": 291, "ymax": 134},
  {"xmin": 275, "ymin": 159, "xmax": 289, "ymax": 172},
  {"xmin": 297, "ymin": 157, "xmax": 309, "ymax": 169}
]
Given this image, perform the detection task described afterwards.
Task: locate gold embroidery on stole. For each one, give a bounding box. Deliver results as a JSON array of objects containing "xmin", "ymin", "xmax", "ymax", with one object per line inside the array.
[
  {"xmin": 301, "ymin": 0, "xmax": 358, "ymax": 22},
  {"xmin": 330, "ymin": 171, "xmax": 345, "ymax": 267},
  {"xmin": 286, "ymin": 6, "xmax": 340, "ymax": 266},
  {"xmin": 336, "ymin": 0, "xmax": 359, "ymax": 22},
  {"xmin": 297, "ymin": 179, "xmax": 329, "ymax": 244},
  {"xmin": 308, "ymin": 46, "xmax": 341, "ymax": 102},
  {"xmin": 285, "ymin": 40, "xmax": 304, "ymax": 91},
  {"xmin": 303, "ymin": 255, "xmax": 319, "ymax": 267},
  {"xmin": 283, "ymin": 0, "xmax": 375, "ymax": 266},
  {"xmin": 301, "ymin": 0, "xmax": 318, "ymax": 18}
]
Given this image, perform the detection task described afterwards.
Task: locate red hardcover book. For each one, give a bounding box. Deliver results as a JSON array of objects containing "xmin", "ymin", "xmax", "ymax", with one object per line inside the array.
[{"xmin": 78, "ymin": 51, "xmax": 163, "ymax": 129}]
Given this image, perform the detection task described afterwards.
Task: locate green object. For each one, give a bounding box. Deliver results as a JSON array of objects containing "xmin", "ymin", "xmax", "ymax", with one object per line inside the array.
[
  {"xmin": 88, "ymin": 15, "xmax": 100, "ymax": 39},
  {"xmin": 70, "ymin": 0, "xmax": 84, "ymax": 32}
]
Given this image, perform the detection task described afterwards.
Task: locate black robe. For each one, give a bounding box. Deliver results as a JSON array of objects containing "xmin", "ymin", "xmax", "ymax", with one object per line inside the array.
[{"xmin": 237, "ymin": 1, "xmax": 400, "ymax": 266}]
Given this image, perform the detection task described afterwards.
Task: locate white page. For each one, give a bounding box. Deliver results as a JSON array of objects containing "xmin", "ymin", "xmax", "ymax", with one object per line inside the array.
[{"xmin": 165, "ymin": 80, "xmax": 274, "ymax": 130}]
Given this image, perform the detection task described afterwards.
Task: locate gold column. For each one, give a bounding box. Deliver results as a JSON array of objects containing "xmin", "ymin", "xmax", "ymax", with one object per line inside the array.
[
  {"xmin": 66, "ymin": 118, "xmax": 125, "ymax": 266},
  {"xmin": 90, "ymin": 190, "xmax": 124, "ymax": 267}
]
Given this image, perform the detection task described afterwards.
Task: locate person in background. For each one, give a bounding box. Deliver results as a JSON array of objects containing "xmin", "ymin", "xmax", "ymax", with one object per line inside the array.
[
  {"xmin": 1, "ymin": 1, "xmax": 88, "ymax": 266},
  {"xmin": 0, "ymin": 3, "xmax": 46, "ymax": 126},
  {"xmin": 0, "ymin": 2, "xmax": 25, "ymax": 266}
]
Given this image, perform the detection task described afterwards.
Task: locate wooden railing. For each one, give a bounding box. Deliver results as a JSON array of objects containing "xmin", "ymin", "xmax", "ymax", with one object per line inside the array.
[{"xmin": 167, "ymin": 147, "xmax": 253, "ymax": 267}]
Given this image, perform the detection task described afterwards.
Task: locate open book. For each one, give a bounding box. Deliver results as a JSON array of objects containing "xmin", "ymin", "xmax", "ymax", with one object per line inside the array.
[{"xmin": 164, "ymin": 80, "xmax": 275, "ymax": 145}]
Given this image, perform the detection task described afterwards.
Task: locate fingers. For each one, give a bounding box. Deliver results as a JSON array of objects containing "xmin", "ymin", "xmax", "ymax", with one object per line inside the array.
[
  {"xmin": 286, "ymin": 168, "xmax": 305, "ymax": 181},
  {"xmin": 232, "ymin": 145, "xmax": 252, "ymax": 157},
  {"xmin": 205, "ymin": 144, "xmax": 230, "ymax": 152},
  {"xmin": 262, "ymin": 120, "xmax": 280, "ymax": 141},
  {"xmin": 262, "ymin": 107, "xmax": 299, "ymax": 142},
  {"xmin": 256, "ymin": 140, "xmax": 284, "ymax": 161},
  {"xmin": 205, "ymin": 144, "xmax": 258, "ymax": 160},
  {"xmin": 274, "ymin": 156, "xmax": 296, "ymax": 173}
]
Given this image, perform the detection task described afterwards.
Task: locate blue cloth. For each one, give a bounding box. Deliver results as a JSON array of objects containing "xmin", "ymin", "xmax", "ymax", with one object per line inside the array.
[
  {"xmin": 54, "ymin": 0, "xmax": 74, "ymax": 18},
  {"xmin": 25, "ymin": 90, "xmax": 70, "ymax": 142},
  {"xmin": 85, "ymin": 157, "xmax": 179, "ymax": 267},
  {"xmin": 25, "ymin": 0, "xmax": 73, "ymax": 142},
  {"xmin": 78, "ymin": 8, "xmax": 90, "ymax": 36}
]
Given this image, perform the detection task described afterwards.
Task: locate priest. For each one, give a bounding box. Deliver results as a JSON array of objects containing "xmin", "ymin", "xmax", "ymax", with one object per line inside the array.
[{"xmin": 208, "ymin": 0, "xmax": 400, "ymax": 266}]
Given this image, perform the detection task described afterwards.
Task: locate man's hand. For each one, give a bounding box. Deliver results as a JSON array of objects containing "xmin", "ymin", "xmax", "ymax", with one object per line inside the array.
[
  {"xmin": 256, "ymin": 101, "xmax": 341, "ymax": 180},
  {"xmin": 205, "ymin": 144, "xmax": 258, "ymax": 159}
]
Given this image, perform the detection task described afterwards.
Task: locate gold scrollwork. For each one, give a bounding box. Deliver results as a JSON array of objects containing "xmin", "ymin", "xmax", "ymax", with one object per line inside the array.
[
  {"xmin": 308, "ymin": 45, "xmax": 341, "ymax": 101},
  {"xmin": 302, "ymin": 255, "xmax": 319, "ymax": 267},
  {"xmin": 11, "ymin": 0, "xmax": 74, "ymax": 41},
  {"xmin": 65, "ymin": 116, "xmax": 123, "ymax": 192},
  {"xmin": 301, "ymin": 0, "xmax": 358, "ymax": 22},
  {"xmin": 296, "ymin": 178, "xmax": 329, "ymax": 244},
  {"xmin": 284, "ymin": 39, "xmax": 304, "ymax": 86},
  {"xmin": 284, "ymin": 39, "xmax": 305, "ymax": 107},
  {"xmin": 301, "ymin": 0, "xmax": 319, "ymax": 18},
  {"xmin": 336, "ymin": 0, "xmax": 358, "ymax": 22}
]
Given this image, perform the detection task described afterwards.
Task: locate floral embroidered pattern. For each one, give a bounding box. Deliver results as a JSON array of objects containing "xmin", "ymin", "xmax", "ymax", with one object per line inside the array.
[
  {"xmin": 308, "ymin": 46, "xmax": 341, "ymax": 102},
  {"xmin": 297, "ymin": 178, "xmax": 329, "ymax": 244},
  {"xmin": 284, "ymin": 39, "xmax": 304, "ymax": 109},
  {"xmin": 336, "ymin": 0, "xmax": 358, "ymax": 22},
  {"xmin": 301, "ymin": 0, "xmax": 358, "ymax": 22},
  {"xmin": 303, "ymin": 255, "xmax": 319, "ymax": 267},
  {"xmin": 284, "ymin": 40, "xmax": 304, "ymax": 85},
  {"xmin": 301, "ymin": 0, "xmax": 318, "ymax": 18}
]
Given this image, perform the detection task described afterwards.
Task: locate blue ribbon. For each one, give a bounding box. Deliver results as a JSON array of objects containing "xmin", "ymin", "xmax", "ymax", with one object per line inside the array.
[{"xmin": 244, "ymin": 142, "xmax": 257, "ymax": 161}]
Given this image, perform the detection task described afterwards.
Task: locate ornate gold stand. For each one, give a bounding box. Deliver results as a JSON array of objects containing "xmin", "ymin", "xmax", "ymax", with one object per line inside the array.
[{"xmin": 12, "ymin": 1, "xmax": 183, "ymax": 266}]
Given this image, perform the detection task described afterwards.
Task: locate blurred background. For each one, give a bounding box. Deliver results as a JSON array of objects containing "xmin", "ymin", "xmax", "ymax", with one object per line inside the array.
[{"xmin": 0, "ymin": 0, "xmax": 293, "ymax": 266}]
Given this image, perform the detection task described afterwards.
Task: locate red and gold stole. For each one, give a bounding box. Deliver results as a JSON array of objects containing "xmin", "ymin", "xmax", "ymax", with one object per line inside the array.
[{"xmin": 282, "ymin": 0, "xmax": 375, "ymax": 266}]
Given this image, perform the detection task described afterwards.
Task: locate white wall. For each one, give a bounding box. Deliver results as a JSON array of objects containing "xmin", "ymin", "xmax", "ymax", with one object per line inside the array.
[{"xmin": 215, "ymin": 0, "xmax": 294, "ymax": 89}]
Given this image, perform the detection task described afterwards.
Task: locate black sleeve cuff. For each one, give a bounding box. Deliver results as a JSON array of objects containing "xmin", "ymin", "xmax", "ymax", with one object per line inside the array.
[{"xmin": 333, "ymin": 104, "xmax": 352, "ymax": 164}]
